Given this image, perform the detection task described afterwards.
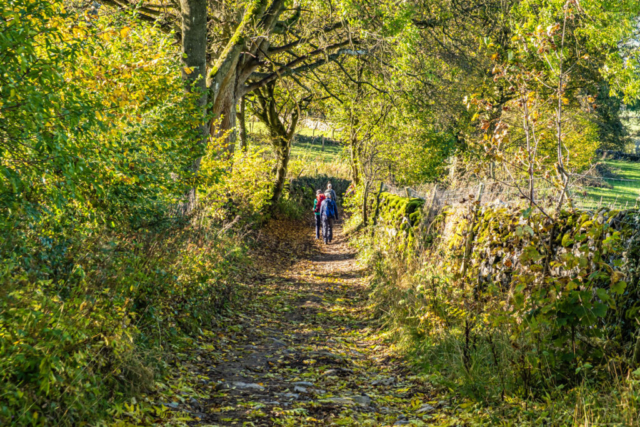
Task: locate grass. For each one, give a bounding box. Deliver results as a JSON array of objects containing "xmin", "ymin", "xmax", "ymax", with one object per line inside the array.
[
  {"xmin": 290, "ymin": 138, "xmax": 343, "ymax": 163},
  {"xmin": 245, "ymin": 120, "xmax": 350, "ymax": 181},
  {"xmin": 247, "ymin": 120, "xmax": 346, "ymax": 167},
  {"xmin": 248, "ymin": 120, "xmax": 341, "ymax": 140},
  {"xmin": 579, "ymin": 160, "xmax": 640, "ymax": 209}
]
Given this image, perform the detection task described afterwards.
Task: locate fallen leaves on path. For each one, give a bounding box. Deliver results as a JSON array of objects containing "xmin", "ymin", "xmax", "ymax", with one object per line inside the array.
[{"xmin": 110, "ymin": 218, "xmax": 453, "ymax": 426}]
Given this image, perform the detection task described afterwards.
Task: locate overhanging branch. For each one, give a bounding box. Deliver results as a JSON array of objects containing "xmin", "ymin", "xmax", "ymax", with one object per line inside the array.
[
  {"xmin": 98, "ymin": 0, "xmax": 178, "ymax": 34},
  {"xmin": 242, "ymin": 41, "xmax": 367, "ymax": 95},
  {"xmin": 267, "ymin": 21, "xmax": 345, "ymax": 55}
]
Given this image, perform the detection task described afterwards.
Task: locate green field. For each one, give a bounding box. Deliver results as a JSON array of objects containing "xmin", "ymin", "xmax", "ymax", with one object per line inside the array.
[
  {"xmin": 579, "ymin": 160, "xmax": 640, "ymax": 209},
  {"xmin": 248, "ymin": 120, "xmax": 339, "ymax": 139},
  {"xmin": 290, "ymin": 140, "xmax": 343, "ymax": 163},
  {"xmin": 247, "ymin": 120, "xmax": 345, "ymax": 163}
]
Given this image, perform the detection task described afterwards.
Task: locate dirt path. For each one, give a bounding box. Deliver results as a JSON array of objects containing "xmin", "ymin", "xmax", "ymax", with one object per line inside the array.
[{"xmin": 154, "ymin": 218, "xmax": 442, "ymax": 426}]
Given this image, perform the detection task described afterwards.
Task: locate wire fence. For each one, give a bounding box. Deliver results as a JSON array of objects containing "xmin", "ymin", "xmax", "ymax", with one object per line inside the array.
[{"xmin": 383, "ymin": 174, "xmax": 640, "ymax": 213}]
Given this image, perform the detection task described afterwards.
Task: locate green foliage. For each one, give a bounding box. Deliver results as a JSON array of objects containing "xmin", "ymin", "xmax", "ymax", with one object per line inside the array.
[
  {"xmin": 3, "ymin": 0, "xmax": 640, "ymax": 424},
  {"xmin": 0, "ymin": 3, "xmax": 251, "ymax": 425},
  {"xmin": 0, "ymin": 1, "xmax": 202, "ymax": 229},
  {"xmin": 363, "ymin": 190, "xmax": 640, "ymax": 422}
]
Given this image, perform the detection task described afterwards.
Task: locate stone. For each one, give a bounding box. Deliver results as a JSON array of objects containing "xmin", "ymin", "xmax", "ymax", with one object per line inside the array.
[
  {"xmin": 293, "ymin": 381, "xmax": 314, "ymax": 387},
  {"xmin": 269, "ymin": 338, "xmax": 287, "ymax": 347},
  {"xmin": 163, "ymin": 402, "xmax": 179, "ymax": 409},
  {"xmin": 371, "ymin": 377, "xmax": 395, "ymax": 386},
  {"xmin": 393, "ymin": 421, "xmax": 410, "ymax": 425},
  {"xmin": 325, "ymin": 397, "xmax": 355, "ymax": 405},
  {"xmin": 323, "ymin": 369, "xmax": 337, "ymax": 376},
  {"xmin": 352, "ymin": 395, "xmax": 372, "ymax": 406},
  {"xmin": 281, "ymin": 393, "xmax": 299, "ymax": 399},
  {"xmin": 228, "ymin": 382, "xmax": 265, "ymax": 391},
  {"xmin": 311, "ymin": 350, "xmax": 343, "ymax": 360},
  {"xmin": 416, "ymin": 403, "xmax": 435, "ymax": 414},
  {"xmin": 293, "ymin": 386, "xmax": 307, "ymax": 393}
]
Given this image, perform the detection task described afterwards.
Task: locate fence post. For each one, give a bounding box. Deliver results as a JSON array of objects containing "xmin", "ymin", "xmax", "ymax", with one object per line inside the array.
[
  {"xmin": 370, "ymin": 182, "xmax": 386, "ymax": 237},
  {"xmin": 405, "ymin": 187, "xmax": 411, "ymax": 198},
  {"xmin": 422, "ymin": 185, "xmax": 439, "ymax": 235},
  {"xmin": 459, "ymin": 183, "xmax": 485, "ymax": 277}
]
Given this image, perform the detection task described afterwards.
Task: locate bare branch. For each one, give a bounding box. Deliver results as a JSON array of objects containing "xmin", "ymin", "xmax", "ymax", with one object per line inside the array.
[
  {"xmin": 267, "ymin": 21, "xmax": 345, "ymax": 55},
  {"xmin": 242, "ymin": 42, "xmax": 366, "ymax": 95}
]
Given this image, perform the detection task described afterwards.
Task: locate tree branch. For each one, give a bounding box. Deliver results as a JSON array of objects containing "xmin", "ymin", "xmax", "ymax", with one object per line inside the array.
[
  {"xmin": 98, "ymin": 0, "xmax": 178, "ymax": 33},
  {"xmin": 242, "ymin": 41, "xmax": 366, "ymax": 95},
  {"xmin": 267, "ymin": 21, "xmax": 345, "ymax": 55}
]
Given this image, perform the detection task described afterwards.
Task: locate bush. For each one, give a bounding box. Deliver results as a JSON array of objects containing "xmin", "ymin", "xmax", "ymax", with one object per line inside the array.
[
  {"xmin": 0, "ymin": 4, "xmax": 263, "ymax": 424},
  {"xmin": 363, "ymin": 192, "xmax": 640, "ymax": 423}
]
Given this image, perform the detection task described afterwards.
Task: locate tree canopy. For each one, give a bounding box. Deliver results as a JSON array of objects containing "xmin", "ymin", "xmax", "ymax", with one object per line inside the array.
[{"xmin": 2, "ymin": 0, "xmax": 640, "ymax": 424}]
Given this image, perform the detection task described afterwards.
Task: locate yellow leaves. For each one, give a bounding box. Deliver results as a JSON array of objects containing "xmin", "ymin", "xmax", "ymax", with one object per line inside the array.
[
  {"xmin": 562, "ymin": 97, "xmax": 569, "ymax": 105},
  {"xmin": 120, "ymin": 27, "xmax": 130, "ymax": 38},
  {"xmin": 183, "ymin": 66, "xmax": 194, "ymax": 75},
  {"xmin": 72, "ymin": 26, "xmax": 85, "ymax": 38}
]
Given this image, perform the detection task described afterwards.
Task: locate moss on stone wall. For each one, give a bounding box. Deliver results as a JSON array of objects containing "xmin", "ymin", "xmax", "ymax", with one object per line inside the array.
[{"xmin": 377, "ymin": 192, "xmax": 425, "ymax": 228}]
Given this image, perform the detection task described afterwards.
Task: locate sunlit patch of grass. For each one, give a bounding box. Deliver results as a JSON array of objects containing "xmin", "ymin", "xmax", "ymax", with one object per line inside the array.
[
  {"xmin": 579, "ymin": 160, "xmax": 640, "ymax": 209},
  {"xmin": 291, "ymin": 140, "xmax": 343, "ymax": 164}
]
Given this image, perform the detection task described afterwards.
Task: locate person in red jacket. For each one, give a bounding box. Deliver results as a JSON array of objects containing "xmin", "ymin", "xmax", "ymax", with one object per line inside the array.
[{"xmin": 312, "ymin": 190, "xmax": 326, "ymax": 239}]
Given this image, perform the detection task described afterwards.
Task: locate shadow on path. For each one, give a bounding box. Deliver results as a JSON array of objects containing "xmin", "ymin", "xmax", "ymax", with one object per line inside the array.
[{"xmin": 158, "ymin": 217, "xmax": 437, "ymax": 426}]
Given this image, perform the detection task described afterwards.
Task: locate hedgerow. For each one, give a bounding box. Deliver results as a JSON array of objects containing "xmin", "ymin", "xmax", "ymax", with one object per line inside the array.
[{"xmin": 361, "ymin": 192, "xmax": 640, "ymax": 423}]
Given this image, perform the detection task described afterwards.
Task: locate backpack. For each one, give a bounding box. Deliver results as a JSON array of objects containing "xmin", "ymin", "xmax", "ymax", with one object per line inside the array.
[
  {"xmin": 323, "ymin": 198, "xmax": 337, "ymax": 218},
  {"xmin": 314, "ymin": 194, "xmax": 325, "ymax": 213}
]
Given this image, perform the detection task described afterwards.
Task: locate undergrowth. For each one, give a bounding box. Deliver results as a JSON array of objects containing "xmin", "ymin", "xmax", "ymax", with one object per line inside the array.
[{"xmin": 349, "ymin": 185, "xmax": 640, "ymax": 425}]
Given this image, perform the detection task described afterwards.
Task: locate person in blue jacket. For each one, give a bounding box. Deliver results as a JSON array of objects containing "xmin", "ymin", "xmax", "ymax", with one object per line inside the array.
[{"xmin": 319, "ymin": 191, "xmax": 338, "ymax": 244}]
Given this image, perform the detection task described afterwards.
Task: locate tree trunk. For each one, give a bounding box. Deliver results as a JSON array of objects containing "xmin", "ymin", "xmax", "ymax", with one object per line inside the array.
[
  {"xmin": 362, "ymin": 180, "xmax": 370, "ymax": 225},
  {"xmin": 237, "ymin": 96, "xmax": 248, "ymax": 152},
  {"xmin": 179, "ymin": 0, "xmax": 208, "ymax": 212},
  {"xmin": 206, "ymin": 0, "xmax": 274, "ymax": 158},
  {"xmin": 370, "ymin": 181, "xmax": 384, "ymax": 236},
  {"xmin": 210, "ymin": 79, "xmax": 237, "ymax": 155},
  {"xmin": 271, "ymin": 136, "xmax": 291, "ymax": 204},
  {"xmin": 252, "ymin": 82, "xmax": 301, "ymax": 205},
  {"xmin": 350, "ymin": 139, "xmax": 359, "ymax": 185}
]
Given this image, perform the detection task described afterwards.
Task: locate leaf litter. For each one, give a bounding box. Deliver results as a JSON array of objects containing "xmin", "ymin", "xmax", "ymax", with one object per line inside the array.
[{"xmin": 110, "ymin": 218, "xmax": 451, "ymax": 426}]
